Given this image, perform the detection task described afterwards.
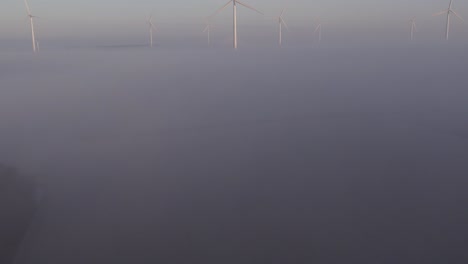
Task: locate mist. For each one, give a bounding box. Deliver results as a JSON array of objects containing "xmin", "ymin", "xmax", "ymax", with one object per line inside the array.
[{"xmin": 2, "ymin": 43, "xmax": 468, "ymax": 263}]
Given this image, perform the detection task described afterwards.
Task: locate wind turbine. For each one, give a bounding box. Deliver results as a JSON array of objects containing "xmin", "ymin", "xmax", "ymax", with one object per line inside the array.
[
  {"xmin": 23, "ymin": 0, "xmax": 38, "ymax": 52},
  {"xmin": 277, "ymin": 9, "xmax": 290, "ymax": 47},
  {"xmin": 203, "ymin": 17, "xmax": 212, "ymax": 46},
  {"xmin": 313, "ymin": 19, "xmax": 322, "ymax": 44},
  {"xmin": 433, "ymin": 0, "xmax": 464, "ymax": 40},
  {"xmin": 409, "ymin": 17, "xmax": 417, "ymax": 41},
  {"xmin": 211, "ymin": 0, "xmax": 263, "ymax": 49},
  {"xmin": 147, "ymin": 15, "xmax": 156, "ymax": 47}
]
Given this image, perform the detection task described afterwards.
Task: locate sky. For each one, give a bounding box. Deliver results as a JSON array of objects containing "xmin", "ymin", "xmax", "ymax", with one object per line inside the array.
[{"xmin": 1, "ymin": 0, "xmax": 468, "ymax": 42}]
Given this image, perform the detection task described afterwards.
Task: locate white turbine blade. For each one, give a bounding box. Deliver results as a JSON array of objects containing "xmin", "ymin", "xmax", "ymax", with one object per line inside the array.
[
  {"xmin": 212, "ymin": 0, "xmax": 232, "ymax": 17},
  {"xmin": 147, "ymin": 15, "xmax": 153, "ymax": 27},
  {"xmin": 280, "ymin": 8, "xmax": 285, "ymax": 17},
  {"xmin": 413, "ymin": 22, "xmax": 417, "ymax": 32},
  {"xmin": 433, "ymin": 10, "xmax": 447, "ymax": 16},
  {"xmin": 451, "ymin": 10, "xmax": 465, "ymax": 22},
  {"xmin": 312, "ymin": 18, "xmax": 321, "ymax": 28},
  {"xmin": 236, "ymin": 1, "xmax": 264, "ymax": 15},
  {"xmin": 203, "ymin": 25, "xmax": 209, "ymax": 32},
  {"xmin": 314, "ymin": 24, "xmax": 321, "ymax": 33},
  {"xmin": 148, "ymin": 20, "xmax": 155, "ymax": 28},
  {"xmin": 280, "ymin": 17, "xmax": 290, "ymax": 31},
  {"xmin": 24, "ymin": 0, "xmax": 32, "ymax": 15}
]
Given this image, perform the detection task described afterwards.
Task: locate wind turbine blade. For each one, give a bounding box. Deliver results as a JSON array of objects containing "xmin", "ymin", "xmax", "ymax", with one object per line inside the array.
[
  {"xmin": 148, "ymin": 21, "xmax": 155, "ymax": 29},
  {"xmin": 280, "ymin": 8, "xmax": 285, "ymax": 17},
  {"xmin": 312, "ymin": 18, "xmax": 321, "ymax": 28},
  {"xmin": 451, "ymin": 10, "xmax": 465, "ymax": 22},
  {"xmin": 203, "ymin": 25, "xmax": 209, "ymax": 32},
  {"xmin": 236, "ymin": 1, "xmax": 264, "ymax": 15},
  {"xmin": 433, "ymin": 10, "xmax": 447, "ymax": 16},
  {"xmin": 24, "ymin": 0, "xmax": 32, "ymax": 15},
  {"xmin": 314, "ymin": 24, "xmax": 321, "ymax": 33},
  {"xmin": 211, "ymin": 0, "xmax": 232, "ymax": 17},
  {"xmin": 280, "ymin": 17, "xmax": 290, "ymax": 31}
]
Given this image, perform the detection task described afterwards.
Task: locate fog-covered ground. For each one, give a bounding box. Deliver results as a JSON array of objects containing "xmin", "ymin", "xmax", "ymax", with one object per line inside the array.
[{"xmin": 2, "ymin": 44, "xmax": 468, "ymax": 263}]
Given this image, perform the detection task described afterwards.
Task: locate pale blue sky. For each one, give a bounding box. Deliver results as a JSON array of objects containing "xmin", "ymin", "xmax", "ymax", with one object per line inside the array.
[{"xmin": 1, "ymin": 0, "xmax": 467, "ymax": 39}]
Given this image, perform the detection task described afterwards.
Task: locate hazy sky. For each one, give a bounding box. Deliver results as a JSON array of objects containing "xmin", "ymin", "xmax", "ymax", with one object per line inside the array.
[{"xmin": 1, "ymin": 0, "xmax": 467, "ymax": 40}]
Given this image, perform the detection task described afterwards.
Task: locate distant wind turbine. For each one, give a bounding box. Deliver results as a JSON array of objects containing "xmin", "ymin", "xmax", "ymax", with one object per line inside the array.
[
  {"xmin": 211, "ymin": 0, "xmax": 263, "ymax": 49},
  {"xmin": 409, "ymin": 17, "xmax": 417, "ymax": 41},
  {"xmin": 23, "ymin": 0, "xmax": 38, "ymax": 52},
  {"xmin": 277, "ymin": 9, "xmax": 290, "ymax": 47},
  {"xmin": 203, "ymin": 18, "xmax": 212, "ymax": 46},
  {"xmin": 147, "ymin": 15, "xmax": 156, "ymax": 47},
  {"xmin": 314, "ymin": 19, "xmax": 322, "ymax": 44},
  {"xmin": 433, "ymin": 0, "xmax": 464, "ymax": 40}
]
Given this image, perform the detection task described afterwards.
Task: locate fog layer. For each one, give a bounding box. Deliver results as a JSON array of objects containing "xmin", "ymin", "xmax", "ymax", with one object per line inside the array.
[{"xmin": 2, "ymin": 45, "xmax": 468, "ymax": 264}]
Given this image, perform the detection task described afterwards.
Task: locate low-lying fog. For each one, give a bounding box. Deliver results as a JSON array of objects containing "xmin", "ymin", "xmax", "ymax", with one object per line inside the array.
[{"xmin": 2, "ymin": 44, "xmax": 468, "ymax": 263}]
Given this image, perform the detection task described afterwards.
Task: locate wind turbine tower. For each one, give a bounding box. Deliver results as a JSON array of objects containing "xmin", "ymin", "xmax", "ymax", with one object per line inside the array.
[
  {"xmin": 278, "ymin": 9, "xmax": 290, "ymax": 47},
  {"xmin": 23, "ymin": 0, "xmax": 38, "ymax": 52},
  {"xmin": 434, "ymin": 0, "xmax": 464, "ymax": 40},
  {"xmin": 314, "ymin": 19, "xmax": 322, "ymax": 44},
  {"xmin": 409, "ymin": 17, "xmax": 417, "ymax": 41},
  {"xmin": 147, "ymin": 15, "xmax": 156, "ymax": 47},
  {"xmin": 211, "ymin": 0, "xmax": 263, "ymax": 49},
  {"xmin": 203, "ymin": 18, "xmax": 212, "ymax": 46}
]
